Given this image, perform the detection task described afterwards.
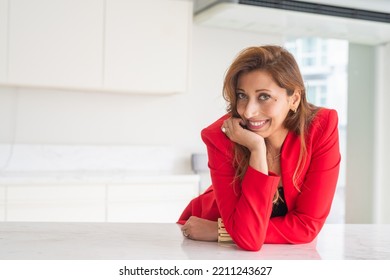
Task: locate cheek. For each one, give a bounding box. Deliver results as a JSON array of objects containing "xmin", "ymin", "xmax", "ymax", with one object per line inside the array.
[
  {"xmin": 267, "ymin": 107, "xmax": 283, "ymax": 118},
  {"xmin": 268, "ymin": 105, "xmax": 290, "ymax": 122},
  {"xmin": 236, "ymin": 102, "xmax": 245, "ymax": 116}
]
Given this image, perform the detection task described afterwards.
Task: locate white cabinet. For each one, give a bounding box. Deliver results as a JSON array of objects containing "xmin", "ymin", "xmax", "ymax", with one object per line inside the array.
[
  {"xmin": 104, "ymin": 0, "xmax": 192, "ymax": 94},
  {"xmin": 0, "ymin": 0, "xmax": 8, "ymax": 83},
  {"xmin": 6, "ymin": 185, "xmax": 106, "ymax": 222},
  {"xmin": 3, "ymin": 0, "xmax": 191, "ymax": 94},
  {"xmin": 0, "ymin": 144, "xmax": 199, "ymax": 222},
  {"xmin": 0, "ymin": 186, "xmax": 5, "ymax": 221},
  {"xmin": 8, "ymin": 0, "xmax": 104, "ymax": 89},
  {"xmin": 107, "ymin": 180, "xmax": 198, "ymax": 223},
  {"xmin": 2, "ymin": 176, "xmax": 199, "ymax": 223}
]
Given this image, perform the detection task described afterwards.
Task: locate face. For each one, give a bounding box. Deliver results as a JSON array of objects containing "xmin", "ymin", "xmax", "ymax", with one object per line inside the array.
[{"xmin": 236, "ymin": 70, "xmax": 300, "ymax": 142}]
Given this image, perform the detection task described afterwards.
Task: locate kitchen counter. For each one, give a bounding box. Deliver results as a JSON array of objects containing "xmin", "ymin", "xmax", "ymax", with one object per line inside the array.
[{"xmin": 0, "ymin": 222, "xmax": 389, "ymax": 260}]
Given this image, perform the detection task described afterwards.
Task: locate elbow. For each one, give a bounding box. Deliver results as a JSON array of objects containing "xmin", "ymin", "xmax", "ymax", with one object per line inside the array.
[
  {"xmin": 240, "ymin": 243, "xmax": 263, "ymax": 252},
  {"xmin": 226, "ymin": 220, "xmax": 268, "ymax": 251},
  {"xmin": 298, "ymin": 231, "xmax": 318, "ymax": 244},
  {"xmin": 237, "ymin": 239, "xmax": 263, "ymax": 251},
  {"xmin": 290, "ymin": 222, "xmax": 322, "ymax": 244},
  {"xmin": 233, "ymin": 234, "xmax": 265, "ymax": 251}
]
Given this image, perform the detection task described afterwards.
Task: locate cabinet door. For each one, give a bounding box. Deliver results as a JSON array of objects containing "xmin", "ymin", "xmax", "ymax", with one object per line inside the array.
[
  {"xmin": 6, "ymin": 185, "xmax": 106, "ymax": 222},
  {"xmin": 0, "ymin": 0, "xmax": 7, "ymax": 83},
  {"xmin": 107, "ymin": 180, "xmax": 198, "ymax": 223},
  {"xmin": 8, "ymin": 0, "xmax": 104, "ymax": 89},
  {"xmin": 104, "ymin": 0, "xmax": 191, "ymax": 94}
]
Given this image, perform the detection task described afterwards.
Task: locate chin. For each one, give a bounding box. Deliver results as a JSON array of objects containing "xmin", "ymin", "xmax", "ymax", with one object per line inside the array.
[{"xmin": 254, "ymin": 130, "xmax": 270, "ymax": 138}]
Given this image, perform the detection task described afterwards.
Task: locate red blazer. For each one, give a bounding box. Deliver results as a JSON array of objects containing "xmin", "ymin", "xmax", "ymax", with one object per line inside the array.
[{"xmin": 178, "ymin": 108, "xmax": 341, "ymax": 251}]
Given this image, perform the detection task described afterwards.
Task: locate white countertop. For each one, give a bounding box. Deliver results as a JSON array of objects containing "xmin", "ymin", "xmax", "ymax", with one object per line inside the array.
[{"xmin": 0, "ymin": 222, "xmax": 389, "ymax": 260}]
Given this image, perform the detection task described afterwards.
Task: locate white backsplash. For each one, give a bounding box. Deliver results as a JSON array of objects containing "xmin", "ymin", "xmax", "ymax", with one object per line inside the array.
[
  {"xmin": 0, "ymin": 144, "xmax": 176, "ymax": 172},
  {"xmin": 0, "ymin": 144, "xmax": 197, "ymax": 184}
]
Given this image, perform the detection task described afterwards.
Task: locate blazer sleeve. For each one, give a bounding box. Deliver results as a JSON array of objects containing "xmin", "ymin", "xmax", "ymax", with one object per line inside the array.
[
  {"xmin": 201, "ymin": 118, "xmax": 280, "ymax": 251},
  {"xmin": 265, "ymin": 109, "xmax": 341, "ymax": 244}
]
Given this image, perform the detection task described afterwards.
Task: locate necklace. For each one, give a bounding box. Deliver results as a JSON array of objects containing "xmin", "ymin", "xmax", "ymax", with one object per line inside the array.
[
  {"xmin": 267, "ymin": 152, "xmax": 281, "ymax": 161},
  {"xmin": 267, "ymin": 151, "xmax": 281, "ymax": 173},
  {"xmin": 265, "ymin": 140, "xmax": 282, "ymax": 173},
  {"xmin": 266, "ymin": 144, "xmax": 281, "ymax": 161}
]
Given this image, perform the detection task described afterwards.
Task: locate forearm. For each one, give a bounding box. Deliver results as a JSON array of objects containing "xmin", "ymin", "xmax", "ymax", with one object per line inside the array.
[
  {"xmin": 249, "ymin": 149, "xmax": 268, "ymax": 175},
  {"xmin": 215, "ymin": 166, "xmax": 280, "ymax": 251}
]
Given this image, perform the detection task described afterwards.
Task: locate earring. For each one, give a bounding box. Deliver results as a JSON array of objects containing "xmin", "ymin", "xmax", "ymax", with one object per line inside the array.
[{"xmin": 292, "ymin": 107, "xmax": 297, "ymax": 113}]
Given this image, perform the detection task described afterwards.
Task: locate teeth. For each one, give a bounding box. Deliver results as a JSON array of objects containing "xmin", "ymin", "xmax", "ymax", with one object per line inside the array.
[{"xmin": 249, "ymin": 120, "xmax": 266, "ymax": 126}]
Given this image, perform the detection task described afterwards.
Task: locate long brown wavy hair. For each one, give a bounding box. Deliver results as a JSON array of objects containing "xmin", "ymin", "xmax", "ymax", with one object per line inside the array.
[{"xmin": 223, "ymin": 45, "xmax": 319, "ymax": 201}]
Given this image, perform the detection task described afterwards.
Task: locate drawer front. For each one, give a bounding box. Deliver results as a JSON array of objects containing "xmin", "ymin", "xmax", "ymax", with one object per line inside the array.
[
  {"xmin": 107, "ymin": 182, "xmax": 198, "ymax": 223},
  {"xmin": 6, "ymin": 185, "xmax": 106, "ymax": 222}
]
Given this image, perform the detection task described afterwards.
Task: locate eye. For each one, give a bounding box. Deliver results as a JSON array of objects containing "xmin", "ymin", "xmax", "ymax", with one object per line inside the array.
[
  {"xmin": 236, "ymin": 92, "xmax": 247, "ymax": 100},
  {"xmin": 259, "ymin": 93, "xmax": 271, "ymax": 101}
]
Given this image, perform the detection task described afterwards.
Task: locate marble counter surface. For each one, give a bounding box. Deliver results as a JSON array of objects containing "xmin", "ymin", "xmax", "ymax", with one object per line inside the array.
[{"xmin": 0, "ymin": 222, "xmax": 389, "ymax": 260}]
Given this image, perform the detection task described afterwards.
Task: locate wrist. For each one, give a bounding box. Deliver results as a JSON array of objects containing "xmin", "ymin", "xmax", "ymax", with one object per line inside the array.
[
  {"xmin": 248, "ymin": 138, "xmax": 266, "ymax": 154},
  {"xmin": 249, "ymin": 149, "xmax": 268, "ymax": 174}
]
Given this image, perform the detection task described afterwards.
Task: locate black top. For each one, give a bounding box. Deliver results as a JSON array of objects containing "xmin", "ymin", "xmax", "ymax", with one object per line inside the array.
[{"xmin": 271, "ymin": 187, "xmax": 288, "ymax": 217}]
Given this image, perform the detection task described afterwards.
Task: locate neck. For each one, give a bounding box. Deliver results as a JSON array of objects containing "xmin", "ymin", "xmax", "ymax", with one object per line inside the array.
[{"xmin": 265, "ymin": 128, "xmax": 289, "ymax": 153}]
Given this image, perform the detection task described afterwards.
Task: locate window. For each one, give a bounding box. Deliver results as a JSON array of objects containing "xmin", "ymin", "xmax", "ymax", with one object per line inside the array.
[
  {"xmin": 286, "ymin": 37, "xmax": 348, "ymax": 223},
  {"xmin": 307, "ymin": 82, "xmax": 327, "ymax": 107}
]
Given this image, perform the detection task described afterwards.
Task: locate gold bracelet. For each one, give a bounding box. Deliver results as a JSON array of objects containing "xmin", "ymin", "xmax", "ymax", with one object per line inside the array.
[{"xmin": 218, "ymin": 218, "xmax": 234, "ymax": 243}]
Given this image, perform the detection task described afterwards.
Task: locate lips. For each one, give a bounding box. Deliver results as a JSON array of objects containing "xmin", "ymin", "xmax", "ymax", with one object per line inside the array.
[{"xmin": 246, "ymin": 119, "xmax": 269, "ymax": 130}]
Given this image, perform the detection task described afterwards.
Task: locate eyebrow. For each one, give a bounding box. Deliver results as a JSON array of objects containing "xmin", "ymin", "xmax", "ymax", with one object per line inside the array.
[{"xmin": 236, "ymin": 88, "xmax": 272, "ymax": 93}]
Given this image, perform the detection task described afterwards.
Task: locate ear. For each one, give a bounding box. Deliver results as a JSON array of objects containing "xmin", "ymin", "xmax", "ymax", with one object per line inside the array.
[{"xmin": 290, "ymin": 90, "xmax": 301, "ymax": 111}]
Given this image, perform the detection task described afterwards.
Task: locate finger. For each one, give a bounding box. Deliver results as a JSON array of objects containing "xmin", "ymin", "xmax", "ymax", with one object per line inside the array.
[
  {"xmin": 182, "ymin": 229, "xmax": 189, "ymax": 237},
  {"xmin": 225, "ymin": 118, "xmax": 236, "ymax": 131},
  {"xmin": 222, "ymin": 119, "xmax": 231, "ymax": 135},
  {"xmin": 181, "ymin": 226, "xmax": 190, "ymax": 237},
  {"xmin": 231, "ymin": 117, "xmax": 244, "ymax": 128},
  {"xmin": 226, "ymin": 119, "xmax": 243, "ymax": 136},
  {"xmin": 222, "ymin": 120, "xmax": 229, "ymax": 130}
]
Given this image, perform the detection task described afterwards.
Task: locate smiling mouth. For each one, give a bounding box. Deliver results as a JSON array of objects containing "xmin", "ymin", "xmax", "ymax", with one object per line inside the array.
[{"xmin": 247, "ymin": 120, "xmax": 269, "ymax": 130}]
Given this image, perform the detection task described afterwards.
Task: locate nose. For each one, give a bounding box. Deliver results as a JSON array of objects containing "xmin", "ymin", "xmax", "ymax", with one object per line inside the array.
[{"xmin": 243, "ymin": 99, "xmax": 259, "ymax": 119}]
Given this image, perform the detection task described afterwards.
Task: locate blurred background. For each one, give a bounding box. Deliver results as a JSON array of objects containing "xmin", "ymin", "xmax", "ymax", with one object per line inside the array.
[{"xmin": 0, "ymin": 0, "xmax": 389, "ymax": 224}]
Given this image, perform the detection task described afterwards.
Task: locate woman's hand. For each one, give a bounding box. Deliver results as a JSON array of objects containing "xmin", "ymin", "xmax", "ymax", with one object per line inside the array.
[
  {"xmin": 181, "ymin": 216, "xmax": 218, "ymax": 241},
  {"xmin": 222, "ymin": 117, "xmax": 269, "ymax": 174},
  {"xmin": 222, "ymin": 118, "xmax": 266, "ymax": 153}
]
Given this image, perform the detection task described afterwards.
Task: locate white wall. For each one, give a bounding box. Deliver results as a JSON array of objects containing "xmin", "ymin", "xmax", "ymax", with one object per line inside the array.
[
  {"xmin": 0, "ymin": 25, "xmax": 282, "ymax": 173},
  {"xmin": 374, "ymin": 42, "xmax": 390, "ymax": 223},
  {"xmin": 345, "ymin": 44, "xmax": 376, "ymax": 223},
  {"xmin": 345, "ymin": 42, "xmax": 390, "ymax": 224}
]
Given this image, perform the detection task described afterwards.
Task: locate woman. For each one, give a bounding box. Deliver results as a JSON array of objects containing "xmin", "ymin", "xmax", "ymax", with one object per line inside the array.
[{"xmin": 178, "ymin": 45, "xmax": 341, "ymax": 251}]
